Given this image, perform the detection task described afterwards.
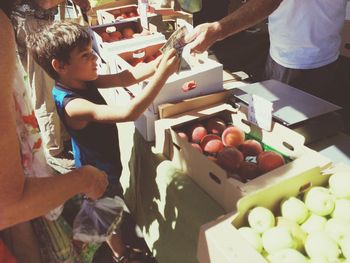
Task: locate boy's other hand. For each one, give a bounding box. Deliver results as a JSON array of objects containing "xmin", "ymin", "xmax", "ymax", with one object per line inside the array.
[
  {"xmin": 79, "ymin": 165, "xmax": 108, "ymax": 199},
  {"xmin": 157, "ymin": 48, "xmax": 180, "ymax": 78}
]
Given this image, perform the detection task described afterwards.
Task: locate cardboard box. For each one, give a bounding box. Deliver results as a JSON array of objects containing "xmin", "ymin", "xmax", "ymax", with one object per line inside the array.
[
  {"xmin": 134, "ymin": 107, "xmax": 158, "ymax": 141},
  {"xmin": 89, "ymin": 20, "xmax": 165, "ymax": 61},
  {"xmin": 88, "ymin": 0, "xmax": 138, "ymax": 25},
  {"xmin": 149, "ymin": 6, "xmax": 193, "ymax": 25},
  {"xmin": 96, "ymin": 4, "xmax": 160, "ymax": 25},
  {"xmin": 116, "ymin": 55, "xmax": 224, "ymax": 113},
  {"xmin": 196, "ymin": 161, "xmax": 349, "ymax": 263},
  {"xmin": 154, "ymin": 92, "xmax": 331, "ymax": 212}
]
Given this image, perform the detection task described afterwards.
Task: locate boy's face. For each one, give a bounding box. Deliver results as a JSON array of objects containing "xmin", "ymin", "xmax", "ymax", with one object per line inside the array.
[{"xmin": 64, "ymin": 43, "xmax": 98, "ymax": 82}]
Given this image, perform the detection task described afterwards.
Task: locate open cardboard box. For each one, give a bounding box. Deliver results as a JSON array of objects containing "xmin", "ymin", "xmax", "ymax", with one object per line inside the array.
[
  {"xmin": 89, "ymin": 20, "xmax": 165, "ymax": 61},
  {"xmin": 129, "ymin": 72, "xmax": 245, "ymax": 142},
  {"xmin": 88, "ymin": 0, "xmax": 138, "ymax": 25},
  {"xmin": 96, "ymin": 4, "xmax": 160, "ymax": 25},
  {"xmin": 154, "ymin": 90, "xmax": 331, "ymax": 211},
  {"xmin": 114, "ymin": 45, "xmax": 224, "ymax": 141},
  {"xmin": 196, "ymin": 161, "xmax": 350, "ymax": 263},
  {"xmin": 116, "ymin": 53, "xmax": 223, "ymax": 113},
  {"xmin": 148, "ymin": 6, "xmax": 193, "ymax": 25}
]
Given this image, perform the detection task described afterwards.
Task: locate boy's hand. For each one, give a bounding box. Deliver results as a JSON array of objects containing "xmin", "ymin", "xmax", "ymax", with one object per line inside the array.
[
  {"xmin": 78, "ymin": 165, "xmax": 108, "ymax": 200},
  {"xmin": 156, "ymin": 48, "xmax": 180, "ymax": 78}
]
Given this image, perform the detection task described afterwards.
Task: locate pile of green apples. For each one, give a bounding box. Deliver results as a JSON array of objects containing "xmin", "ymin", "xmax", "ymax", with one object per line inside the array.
[{"xmin": 237, "ymin": 171, "xmax": 350, "ymax": 263}]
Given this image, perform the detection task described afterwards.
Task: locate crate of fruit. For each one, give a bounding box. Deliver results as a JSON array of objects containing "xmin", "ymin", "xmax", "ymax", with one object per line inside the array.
[
  {"xmin": 115, "ymin": 51, "xmax": 223, "ymax": 114},
  {"xmin": 96, "ymin": 4, "xmax": 161, "ymax": 25},
  {"xmin": 154, "ymin": 91, "xmax": 331, "ymax": 212},
  {"xmin": 197, "ymin": 162, "xmax": 350, "ymax": 263},
  {"xmin": 89, "ymin": 20, "xmax": 166, "ymax": 61}
]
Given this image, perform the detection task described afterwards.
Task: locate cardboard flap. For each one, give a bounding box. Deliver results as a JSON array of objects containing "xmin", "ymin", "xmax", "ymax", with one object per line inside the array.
[
  {"xmin": 233, "ymin": 105, "xmax": 305, "ymax": 158},
  {"xmin": 158, "ymin": 89, "xmax": 235, "ymax": 119}
]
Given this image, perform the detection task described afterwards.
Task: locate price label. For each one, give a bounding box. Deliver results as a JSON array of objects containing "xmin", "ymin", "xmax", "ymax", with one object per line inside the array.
[{"xmin": 248, "ymin": 94, "xmax": 273, "ymax": 131}]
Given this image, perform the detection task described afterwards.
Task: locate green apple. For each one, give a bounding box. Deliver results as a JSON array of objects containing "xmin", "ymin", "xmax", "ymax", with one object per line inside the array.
[
  {"xmin": 277, "ymin": 217, "xmax": 307, "ymax": 251},
  {"xmin": 248, "ymin": 206, "xmax": 275, "ymax": 233},
  {"xmin": 267, "ymin": 248, "xmax": 307, "ymax": 263},
  {"xmin": 237, "ymin": 226, "xmax": 263, "ymax": 253},
  {"xmin": 329, "ymin": 172, "xmax": 350, "ymax": 199},
  {"xmin": 340, "ymin": 235, "xmax": 350, "ymax": 259},
  {"xmin": 305, "ymin": 231, "xmax": 341, "ymax": 262},
  {"xmin": 325, "ymin": 218, "xmax": 350, "ymax": 244},
  {"xmin": 304, "ymin": 186, "xmax": 335, "ymax": 216},
  {"xmin": 281, "ymin": 196, "xmax": 309, "ymax": 224},
  {"xmin": 301, "ymin": 213, "xmax": 327, "ymax": 234},
  {"xmin": 332, "ymin": 199, "xmax": 350, "ymax": 222},
  {"xmin": 262, "ymin": 226, "xmax": 294, "ymax": 253}
]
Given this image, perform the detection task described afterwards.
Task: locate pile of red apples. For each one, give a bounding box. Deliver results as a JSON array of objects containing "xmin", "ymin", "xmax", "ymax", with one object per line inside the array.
[{"xmin": 176, "ymin": 117, "xmax": 286, "ymax": 181}]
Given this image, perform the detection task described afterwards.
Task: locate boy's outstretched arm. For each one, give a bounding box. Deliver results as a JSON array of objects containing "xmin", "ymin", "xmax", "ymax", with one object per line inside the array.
[
  {"xmin": 92, "ymin": 55, "xmax": 162, "ymax": 89},
  {"xmin": 64, "ymin": 49, "xmax": 179, "ymax": 128}
]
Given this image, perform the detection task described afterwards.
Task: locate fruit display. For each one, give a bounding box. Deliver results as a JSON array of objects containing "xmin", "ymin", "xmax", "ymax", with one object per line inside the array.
[
  {"xmin": 175, "ymin": 116, "xmax": 288, "ymax": 182},
  {"xmin": 114, "ymin": 10, "xmax": 139, "ymax": 20},
  {"xmin": 237, "ymin": 172, "xmax": 350, "ymax": 263},
  {"xmin": 98, "ymin": 27, "xmax": 135, "ymax": 42},
  {"xmin": 125, "ymin": 49, "xmax": 162, "ymax": 67}
]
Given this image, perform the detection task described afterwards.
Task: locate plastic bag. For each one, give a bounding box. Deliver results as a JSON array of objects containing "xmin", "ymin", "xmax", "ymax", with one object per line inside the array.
[{"xmin": 72, "ymin": 196, "xmax": 124, "ymax": 243}]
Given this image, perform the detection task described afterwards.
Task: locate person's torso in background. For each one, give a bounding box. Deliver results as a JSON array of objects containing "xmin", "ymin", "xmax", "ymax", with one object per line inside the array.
[
  {"xmin": 268, "ymin": 0, "xmax": 349, "ymax": 69},
  {"xmin": 13, "ymin": 0, "xmax": 58, "ymax": 19}
]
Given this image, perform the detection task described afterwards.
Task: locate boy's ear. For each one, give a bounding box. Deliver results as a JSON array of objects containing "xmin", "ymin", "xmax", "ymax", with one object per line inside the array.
[{"xmin": 52, "ymin": 58, "xmax": 66, "ymax": 74}]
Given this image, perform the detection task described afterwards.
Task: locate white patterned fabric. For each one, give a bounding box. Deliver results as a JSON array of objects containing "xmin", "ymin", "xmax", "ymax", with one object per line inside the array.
[{"xmin": 13, "ymin": 54, "xmax": 63, "ymax": 220}]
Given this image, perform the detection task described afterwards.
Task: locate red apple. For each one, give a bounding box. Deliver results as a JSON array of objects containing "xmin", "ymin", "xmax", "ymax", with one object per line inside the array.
[
  {"xmin": 200, "ymin": 134, "xmax": 224, "ymax": 154},
  {"xmin": 222, "ymin": 126, "xmax": 245, "ymax": 147},
  {"xmin": 121, "ymin": 13, "xmax": 129, "ymax": 19},
  {"xmin": 129, "ymin": 11, "xmax": 138, "ymax": 17},
  {"xmin": 122, "ymin": 27, "xmax": 135, "ymax": 39},
  {"xmin": 217, "ymin": 147, "xmax": 244, "ymax": 173},
  {"xmin": 129, "ymin": 58, "xmax": 144, "ymax": 67},
  {"xmin": 238, "ymin": 161, "xmax": 260, "ymax": 180},
  {"xmin": 109, "ymin": 31, "xmax": 122, "ymax": 42},
  {"xmin": 257, "ymin": 151, "xmax": 285, "ymax": 173},
  {"xmin": 189, "ymin": 123, "xmax": 207, "ymax": 143},
  {"xmin": 144, "ymin": 55, "xmax": 155, "ymax": 63},
  {"xmin": 238, "ymin": 139, "xmax": 263, "ymax": 157},
  {"xmin": 100, "ymin": 31, "xmax": 111, "ymax": 42}
]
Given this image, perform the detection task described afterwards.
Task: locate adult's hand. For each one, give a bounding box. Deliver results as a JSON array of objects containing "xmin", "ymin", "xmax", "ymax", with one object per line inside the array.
[
  {"xmin": 184, "ymin": 22, "xmax": 222, "ymax": 54},
  {"xmin": 79, "ymin": 165, "xmax": 108, "ymax": 199},
  {"xmin": 72, "ymin": 0, "xmax": 91, "ymax": 12}
]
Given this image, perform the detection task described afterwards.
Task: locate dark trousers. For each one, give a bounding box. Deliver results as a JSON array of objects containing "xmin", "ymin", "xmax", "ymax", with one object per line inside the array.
[{"xmin": 263, "ymin": 54, "xmax": 339, "ymax": 101}]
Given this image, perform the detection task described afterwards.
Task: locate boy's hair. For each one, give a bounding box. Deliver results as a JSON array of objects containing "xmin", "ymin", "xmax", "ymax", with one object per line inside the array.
[{"xmin": 27, "ymin": 21, "xmax": 91, "ymax": 80}]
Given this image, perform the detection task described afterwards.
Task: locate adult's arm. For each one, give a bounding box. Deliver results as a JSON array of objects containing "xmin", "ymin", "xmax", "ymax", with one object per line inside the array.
[
  {"xmin": 186, "ymin": 0, "xmax": 283, "ymax": 53},
  {"xmin": 92, "ymin": 55, "xmax": 162, "ymax": 89},
  {"xmin": 0, "ymin": 10, "xmax": 107, "ymax": 230}
]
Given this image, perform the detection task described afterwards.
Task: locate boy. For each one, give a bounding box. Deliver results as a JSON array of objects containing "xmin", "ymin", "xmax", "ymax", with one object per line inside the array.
[{"xmin": 27, "ymin": 21, "xmax": 179, "ymax": 262}]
